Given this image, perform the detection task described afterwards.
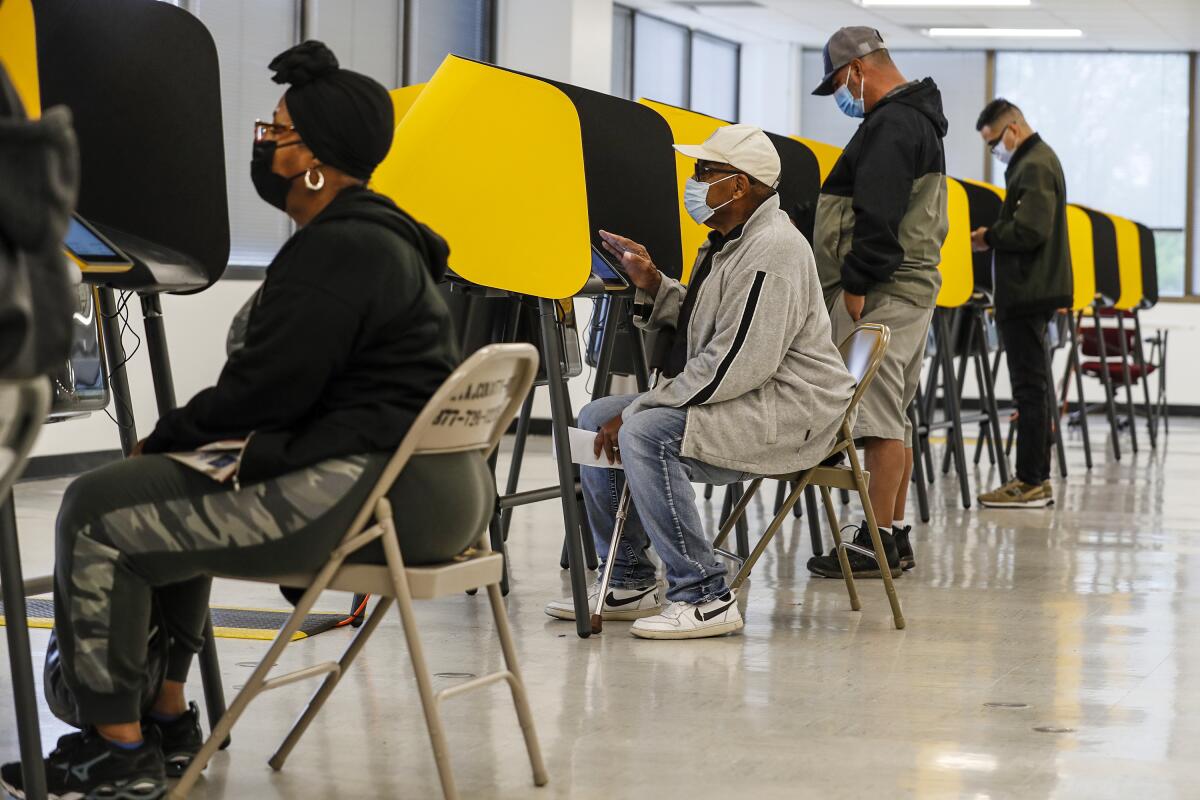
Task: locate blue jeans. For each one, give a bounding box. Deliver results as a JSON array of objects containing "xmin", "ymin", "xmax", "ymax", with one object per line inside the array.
[{"xmin": 578, "ymin": 394, "xmax": 751, "ymax": 604}]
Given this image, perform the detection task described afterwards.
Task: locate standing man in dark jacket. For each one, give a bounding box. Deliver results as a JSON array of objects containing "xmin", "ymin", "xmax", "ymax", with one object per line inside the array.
[
  {"xmin": 972, "ymin": 98, "xmax": 1072, "ymax": 508},
  {"xmin": 805, "ymin": 27, "xmax": 949, "ymax": 579}
]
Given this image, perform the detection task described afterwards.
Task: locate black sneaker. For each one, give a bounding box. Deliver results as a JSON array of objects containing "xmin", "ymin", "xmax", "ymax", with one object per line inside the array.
[
  {"xmin": 149, "ymin": 702, "xmax": 203, "ymax": 779},
  {"xmin": 806, "ymin": 522, "xmax": 901, "ymax": 579},
  {"xmin": 893, "ymin": 525, "xmax": 914, "ymax": 571},
  {"xmin": 0, "ymin": 726, "xmax": 166, "ymax": 800}
]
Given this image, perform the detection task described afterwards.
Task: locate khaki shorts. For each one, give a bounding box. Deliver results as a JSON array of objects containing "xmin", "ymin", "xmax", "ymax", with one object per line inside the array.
[{"xmin": 829, "ymin": 291, "xmax": 934, "ymax": 447}]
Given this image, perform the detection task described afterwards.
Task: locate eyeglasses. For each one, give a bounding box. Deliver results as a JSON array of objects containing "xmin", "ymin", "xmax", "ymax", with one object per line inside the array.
[
  {"xmin": 986, "ymin": 123, "xmax": 1011, "ymax": 152},
  {"xmin": 693, "ymin": 163, "xmax": 742, "ymax": 181},
  {"xmin": 254, "ymin": 119, "xmax": 298, "ymax": 143}
]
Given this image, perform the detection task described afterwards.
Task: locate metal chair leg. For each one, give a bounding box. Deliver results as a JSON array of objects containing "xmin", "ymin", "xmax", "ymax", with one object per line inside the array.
[
  {"xmin": 821, "ymin": 486, "xmax": 860, "ymax": 612},
  {"xmin": 1115, "ymin": 313, "xmax": 1139, "ymax": 454},
  {"xmin": 1092, "ymin": 308, "xmax": 1123, "ymax": 460},
  {"xmin": 1067, "ymin": 312, "xmax": 1094, "ymax": 469},
  {"xmin": 805, "ymin": 485, "xmax": 823, "ymax": 555}
]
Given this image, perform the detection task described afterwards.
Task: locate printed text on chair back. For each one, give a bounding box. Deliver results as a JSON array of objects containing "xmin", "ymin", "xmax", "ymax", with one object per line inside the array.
[{"xmin": 936, "ymin": 178, "xmax": 973, "ymax": 309}]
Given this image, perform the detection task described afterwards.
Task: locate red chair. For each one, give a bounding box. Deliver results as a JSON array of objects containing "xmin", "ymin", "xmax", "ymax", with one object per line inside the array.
[{"xmin": 1077, "ymin": 308, "xmax": 1165, "ymax": 452}]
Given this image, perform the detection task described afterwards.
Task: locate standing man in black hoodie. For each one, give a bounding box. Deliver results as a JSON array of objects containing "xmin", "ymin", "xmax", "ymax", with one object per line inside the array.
[
  {"xmin": 972, "ymin": 99, "xmax": 1072, "ymax": 509},
  {"xmin": 805, "ymin": 28, "xmax": 949, "ymax": 580}
]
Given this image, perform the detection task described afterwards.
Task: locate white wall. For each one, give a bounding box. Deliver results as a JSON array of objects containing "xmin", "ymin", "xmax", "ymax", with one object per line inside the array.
[{"xmin": 738, "ymin": 42, "xmax": 801, "ymax": 136}]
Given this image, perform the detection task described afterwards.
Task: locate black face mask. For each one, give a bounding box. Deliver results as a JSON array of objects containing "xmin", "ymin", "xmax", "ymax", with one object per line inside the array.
[{"xmin": 250, "ymin": 140, "xmax": 305, "ymax": 211}]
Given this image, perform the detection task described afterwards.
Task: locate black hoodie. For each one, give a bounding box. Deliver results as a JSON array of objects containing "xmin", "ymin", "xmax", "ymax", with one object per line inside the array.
[
  {"xmin": 144, "ymin": 186, "xmax": 461, "ymax": 482},
  {"xmin": 814, "ymin": 77, "xmax": 950, "ymax": 307}
]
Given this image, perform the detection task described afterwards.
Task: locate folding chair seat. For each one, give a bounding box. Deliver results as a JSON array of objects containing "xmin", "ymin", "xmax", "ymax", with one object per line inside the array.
[
  {"xmin": 1081, "ymin": 360, "xmax": 1156, "ymax": 382},
  {"xmin": 710, "ymin": 323, "xmax": 905, "ymax": 630},
  {"xmin": 171, "ymin": 344, "xmax": 548, "ymax": 800}
]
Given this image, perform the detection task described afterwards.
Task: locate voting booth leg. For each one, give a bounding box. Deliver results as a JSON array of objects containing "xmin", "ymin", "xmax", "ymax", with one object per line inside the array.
[
  {"xmin": 538, "ymin": 298, "xmax": 591, "ymax": 638},
  {"xmin": 1045, "ymin": 339, "xmax": 1069, "ymax": 479},
  {"xmin": 973, "ymin": 309, "xmax": 1010, "ymax": 484},
  {"xmin": 942, "ymin": 312, "xmax": 973, "ymax": 477},
  {"xmin": 138, "ymin": 292, "xmax": 231, "ymax": 747},
  {"xmin": 1115, "ymin": 314, "xmax": 1140, "ymax": 454},
  {"xmin": 914, "ymin": 383, "xmax": 936, "ymax": 485},
  {"xmin": 98, "ymin": 287, "xmax": 139, "ymax": 455},
  {"xmin": 804, "ymin": 485, "xmax": 823, "ymax": 556},
  {"xmin": 500, "ymin": 390, "xmax": 536, "ymax": 542},
  {"xmin": 1132, "ymin": 314, "xmax": 1160, "ymax": 444},
  {"xmin": 908, "ymin": 402, "xmax": 931, "ymax": 524},
  {"xmin": 1091, "ymin": 308, "xmax": 1123, "ymax": 461},
  {"xmin": 936, "ymin": 311, "xmax": 972, "ymax": 508},
  {"xmin": 1066, "ymin": 314, "xmax": 1095, "ymax": 469},
  {"xmin": 1, "ymin": 495, "xmax": 48, "ymax": 800}
]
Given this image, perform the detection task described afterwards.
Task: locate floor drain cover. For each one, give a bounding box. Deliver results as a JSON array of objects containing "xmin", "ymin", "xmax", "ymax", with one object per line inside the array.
[
  {"xmin": 434, "ymin": 672, "xmax": 477, "ymax": 679},
  {"xmin": 984, "ymin": 702, "xmax": 1030, "ymax": 709},
  {"xmin": 1033, "ymin": 726, "xmax": 1074, "ymax": 734}
]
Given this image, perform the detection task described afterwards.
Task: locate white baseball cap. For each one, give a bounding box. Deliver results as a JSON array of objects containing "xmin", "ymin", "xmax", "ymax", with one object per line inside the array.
[{"xmin": 673, "ymin": 124, "xmax": 781, "ymax": 189}]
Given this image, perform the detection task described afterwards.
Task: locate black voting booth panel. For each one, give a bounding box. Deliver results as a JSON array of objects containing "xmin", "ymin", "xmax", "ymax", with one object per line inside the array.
[
  {"xmin": 1136, "ymin": 222, "xmax": 1159, "ymax": 309},
  {"xmin": 960, "ymin": 180, "xmax": 1005, "ymax": 296},
  {"xmin": 33, "ymin": 0, "xmax": 229, "ymax": 292},
  {"xmin": 1073, "ymin": 205, "xmax": 1122, "ymax": 308}
]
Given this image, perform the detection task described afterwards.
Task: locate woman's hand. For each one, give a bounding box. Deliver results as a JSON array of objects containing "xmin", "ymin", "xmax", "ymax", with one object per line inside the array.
[
  {"xmin": 593, "ymin": 414, "xmax": 624, "ymax": 465},
  {"xmin": 599, "ymin": 230, "xmax": 661, "ymax": 295}
]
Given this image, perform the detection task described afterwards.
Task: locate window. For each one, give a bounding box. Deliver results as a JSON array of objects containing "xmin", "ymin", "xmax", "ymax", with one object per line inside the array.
[
  {"xmin": 305, "ymin": 0, "xmax": 402, "ymax": 89},
  {"xmin": 407, "ymin": 0, "xmax": 492, "ymax": 85},
  {"xmin": 612, "ymin": 5, "xmax": 633, "ymax": 100},
  {"xmin": 191, "ymin": 0, "xmax": 298, "ymax": 266},
  {"xmin": 633, "ymin": 14, "xmax": 689, "ymax": 107},
  {"xmin": 690, "ymin": 33, "xmax": 738, "ymax": 121},
  {"xmin": 625, "ymin": 10, "xmax": 740, "ymax": 118},
  {"xmin": 995, "ymin": 52, "xmax": 1190, "ymax": 296}
]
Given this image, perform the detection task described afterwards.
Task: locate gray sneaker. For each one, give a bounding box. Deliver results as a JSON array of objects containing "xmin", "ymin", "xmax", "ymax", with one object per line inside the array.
[{"xmin": 979, "ymin": 479, "xmax": 1054, "ymax": 508}]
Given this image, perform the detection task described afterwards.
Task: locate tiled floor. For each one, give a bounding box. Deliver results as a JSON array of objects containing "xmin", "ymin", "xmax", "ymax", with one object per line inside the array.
[{"xmin": 3, "ymin": 419, "xmax": 1198, "ymax": 799}]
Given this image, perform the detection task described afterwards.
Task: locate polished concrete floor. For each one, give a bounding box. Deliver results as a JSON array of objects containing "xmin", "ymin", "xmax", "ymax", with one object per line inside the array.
[{"xmin": 3, "ymin": 418, "xmax": 1199, "ymax": 799}]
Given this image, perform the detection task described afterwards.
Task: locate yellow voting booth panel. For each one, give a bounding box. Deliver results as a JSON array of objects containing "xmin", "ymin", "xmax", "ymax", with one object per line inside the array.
[
  {"xmin": 1066, "ymin": 205, "xmax": 1096, "ymax": 311},
  {"xmin": 1108, "ymin": 213, "xmax": 1144, "ymax": 311},
  {"xmin": 638, "ymin": 99, "xmax": 727, "ymax": 284},
  {"xmin": 373, "ymin": 57, "xmax": 590, "ymax": 299},
  {"xmin": 936, "ymin": 178, "xmax": 974, "ymax": 309},
  {"xmin": 0, "ymin": 0, "xmax": 41, "ymax": 117},
  {"xmin": 791, "ymin": 136, "xmax": 842, "ymax": 184}
]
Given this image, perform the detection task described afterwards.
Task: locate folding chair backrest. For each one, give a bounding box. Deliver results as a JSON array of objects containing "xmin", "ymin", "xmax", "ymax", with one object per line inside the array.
[
  {"xmin": 838, "ymin": 323, "xmax": 891, "ymax": 416},
  {"xmin": 338, "ymin": 343, "xmax": 540, "ymax": 546},
  {"xmin": 0, "ymin": 378, "xmax": 52, "ymax": 500}
]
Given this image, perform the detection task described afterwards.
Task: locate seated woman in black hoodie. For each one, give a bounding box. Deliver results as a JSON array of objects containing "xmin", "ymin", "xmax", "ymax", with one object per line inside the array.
[{"xmin": 0, "ymin": 42, "xmax": 492, "ymax": 800}]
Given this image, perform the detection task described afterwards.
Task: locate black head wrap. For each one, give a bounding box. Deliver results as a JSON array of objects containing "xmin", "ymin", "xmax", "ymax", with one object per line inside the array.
[{"xmin": 268, "ymin": 41, "xmax": 394, "ymax": 181}]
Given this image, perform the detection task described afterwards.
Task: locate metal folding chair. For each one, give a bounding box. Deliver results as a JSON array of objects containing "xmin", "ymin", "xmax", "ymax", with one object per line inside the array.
[
  {"xmin": 171, "ymin": 344, "xmax": 548, "ymax": 800},
  {"xmin": 0, "ymin": 378, "xmax": 53, "ymax": 800},
  {"xmin": 592, "ymin": 324, "xmax": 904, "ymax": 633}
]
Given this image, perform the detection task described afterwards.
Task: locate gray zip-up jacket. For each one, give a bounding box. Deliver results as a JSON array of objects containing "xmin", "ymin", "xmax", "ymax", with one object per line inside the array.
[{"xmin": 622, "ymin": 194, "xmax": 856, "ymax": 476}]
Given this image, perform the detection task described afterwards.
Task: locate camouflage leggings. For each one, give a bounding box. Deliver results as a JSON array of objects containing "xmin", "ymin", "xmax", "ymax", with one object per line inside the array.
[{"xmin": 52, "ymin": 450, "xmax": 490, "ymax": 725}]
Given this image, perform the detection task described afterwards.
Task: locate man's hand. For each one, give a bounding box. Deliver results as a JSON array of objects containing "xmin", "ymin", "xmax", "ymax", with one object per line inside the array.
[
  {"xmin": 129, "ymin": 438, "xmax": 147, "ymax": 457},
  {"xmin": 593, "ymin": 414, "xmax": 624, "ymax": 465},
  {"xmin": 971, "ymin": 227, "xmax": 990, "ymax": 253},
  {"xmin": 843, "ymin": 291, "xmax": 865, "ymax": 323},
  {"xmin": 599, "ymin": 230, "xmax": 661, "ymax": 295}
]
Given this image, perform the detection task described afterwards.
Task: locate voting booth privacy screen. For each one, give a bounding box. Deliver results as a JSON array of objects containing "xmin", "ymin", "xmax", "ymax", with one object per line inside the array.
[
  {"xmin": 33, "ymin": 0, "xmax": 229, "ymax": 292},
  {"xmin": 374, "ymin": 56, "xmax": 682, "ymax": 300}
]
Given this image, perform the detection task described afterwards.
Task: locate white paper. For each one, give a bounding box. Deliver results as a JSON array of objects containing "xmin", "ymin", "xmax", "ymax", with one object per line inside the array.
[{"xmin": 559, "ymin": 426, "xmax": 624, "ymax": 471}]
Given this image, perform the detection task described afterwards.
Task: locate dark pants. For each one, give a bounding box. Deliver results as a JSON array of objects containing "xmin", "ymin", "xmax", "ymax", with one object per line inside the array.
[
  {"xmin": 52, "ymin": 451, "xmax": 491, "ymax": 724},
  {"xmin": 1000, "ymin": 312, "xmax": 1053, "ymax": 485}
]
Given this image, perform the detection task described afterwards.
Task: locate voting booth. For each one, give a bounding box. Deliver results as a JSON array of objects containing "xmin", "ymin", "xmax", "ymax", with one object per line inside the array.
[{"xmin": 374, "ymin": 56, "xmax": 685, "ymax": 637}]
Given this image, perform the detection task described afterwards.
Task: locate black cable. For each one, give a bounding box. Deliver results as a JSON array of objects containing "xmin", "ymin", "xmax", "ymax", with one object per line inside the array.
[{"xmin": 100, "ymin": 291, "xmax": 142, "ymax": 430}]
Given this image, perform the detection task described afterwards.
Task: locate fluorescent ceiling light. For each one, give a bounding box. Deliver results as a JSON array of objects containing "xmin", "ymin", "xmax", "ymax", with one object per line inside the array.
[
  {"xmin": 861, "ymin": 0, "xmax": 1030, "ymax": 6},
  {"xmin": 927, "ymin": 27, "xmax": 1083, "ymax": 38}
]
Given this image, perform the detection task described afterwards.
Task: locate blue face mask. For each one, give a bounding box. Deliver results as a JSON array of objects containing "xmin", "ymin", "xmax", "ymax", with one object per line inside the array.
[
  {"xmin": 834, "ymin": 71, "xmax": 865, "ymax": 119},
  {"xmin": 683, "ymin": 174, "xmax": 736, "ymax": 225}
]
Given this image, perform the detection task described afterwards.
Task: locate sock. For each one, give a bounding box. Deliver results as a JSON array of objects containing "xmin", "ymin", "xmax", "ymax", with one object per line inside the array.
[
  {"xmin": 892, "ymin": 518, "xmax": 908, "ymax": 532},
  {"xmin": 149, "ymin": 709, "xmax": 184, "ymax": 723},
  {"xmin": 106, "ymin": 738, "xmax": 145, "ymax": 751}
]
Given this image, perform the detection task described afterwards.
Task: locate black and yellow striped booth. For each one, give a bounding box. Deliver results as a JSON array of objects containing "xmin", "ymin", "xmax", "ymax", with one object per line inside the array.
[
  {"xmin": 374, "ymin": 56, "xmax": 683, "ymax": 299},
  {"xmin": 30, "ymin": 0, "xmax": 229, "ymax": 291},
  {"xmin": 958, "ymin": 179, "xmax": 1006, "ymax": 296},
  {"xmin": 1071, "ymin": 205, "xmax": 1121, "ymax": 308},
  {"xmin": 1136, "ymin": 222, "xmax": 1159, "ymax": 309}
]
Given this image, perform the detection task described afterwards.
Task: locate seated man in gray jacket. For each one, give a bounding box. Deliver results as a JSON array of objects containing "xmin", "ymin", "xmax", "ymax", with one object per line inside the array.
[{"xmin": 545, "ymin": 125, "xmax": 856, "ymax": 640}]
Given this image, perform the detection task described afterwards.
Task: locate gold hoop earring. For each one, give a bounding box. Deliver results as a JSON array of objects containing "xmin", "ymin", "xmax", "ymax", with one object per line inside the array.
[{"xmin": 304, "ymin": 167, "xmax": 325, "ymax": 191}]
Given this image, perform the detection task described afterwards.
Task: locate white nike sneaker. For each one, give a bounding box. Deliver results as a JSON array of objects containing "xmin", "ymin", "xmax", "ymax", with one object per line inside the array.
[
  {"xmin": 544, "ymin": 583, "xmax": 662, "ymax": 622},
  {"xmin": 629, "ymin": 592, "xmax": 743, "ymax": 640}
]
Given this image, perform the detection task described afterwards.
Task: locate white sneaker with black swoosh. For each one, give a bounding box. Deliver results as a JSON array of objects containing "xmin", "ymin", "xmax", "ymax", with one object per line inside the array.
[
  {"xmin": 629, "ymin": 592, "xmax": 743, "ymax": 640},
  {"xmin": 544, "ymin": 583, "xmax": 662, "ymax": 622}
]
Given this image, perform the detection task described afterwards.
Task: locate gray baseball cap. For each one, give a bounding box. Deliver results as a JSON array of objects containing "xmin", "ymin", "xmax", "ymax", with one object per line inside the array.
[{"xmin": 812, "ymin": 26, "xmax": 886, "ymax": 96}]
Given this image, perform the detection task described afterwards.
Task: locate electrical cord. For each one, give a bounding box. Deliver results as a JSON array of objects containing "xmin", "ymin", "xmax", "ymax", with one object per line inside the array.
[{"xmin": 100, "ymin": 291, "xmax": 142, "ymax": 430}]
